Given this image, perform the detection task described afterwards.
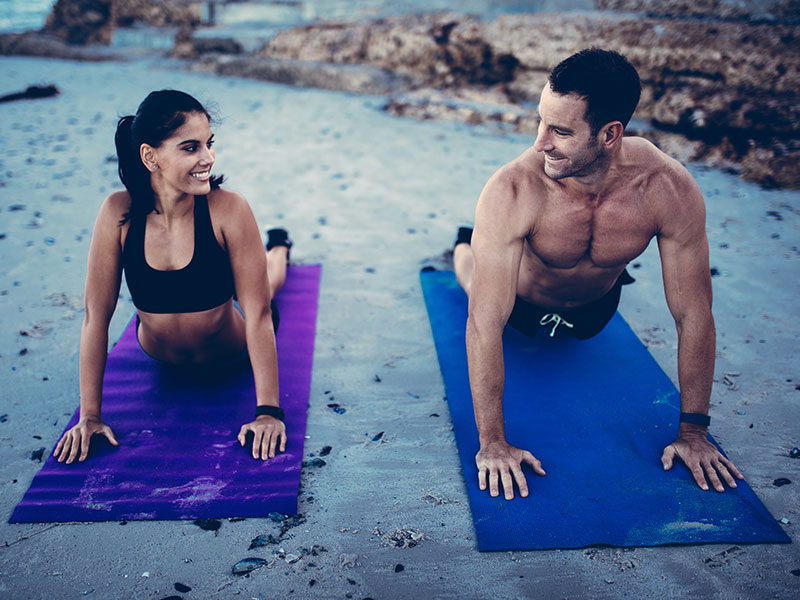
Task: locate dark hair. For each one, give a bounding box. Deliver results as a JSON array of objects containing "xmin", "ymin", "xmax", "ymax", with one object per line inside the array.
[
  {"xmin": 114, "ymin": 89, "xmax": 223, "ymax": 223},
  {"xmin": 549, "ymin": 48, "xmax": 641, "ymax": 135}
]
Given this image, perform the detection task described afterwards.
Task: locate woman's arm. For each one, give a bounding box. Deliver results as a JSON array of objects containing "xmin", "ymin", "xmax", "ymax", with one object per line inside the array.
[
  {"xmin": 54, "ymin": 193, "xmax": 126, "ymax": 463},
  {"xmin": 218, "ymin": 190, "xmax": 286, "ymax": 460}
]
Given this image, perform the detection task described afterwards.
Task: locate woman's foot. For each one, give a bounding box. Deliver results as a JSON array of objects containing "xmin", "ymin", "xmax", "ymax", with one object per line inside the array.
[
  {"xmin": 266, "ymin": 227, "xmax": 293, "ymax": 260},
  {"xmin": 265, "ymin": 227, "xmax": 291, "ymax": 297}
]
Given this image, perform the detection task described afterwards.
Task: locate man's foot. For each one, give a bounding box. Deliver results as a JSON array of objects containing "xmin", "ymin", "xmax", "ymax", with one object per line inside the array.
[
  {"xmin": 453, "ymin": 226, "xmax": 475, "ymax": 294},
  {"xmin": 266, "ymin": 227, "xmax": 293, "ymax": 260},
  {"xmin": 454, "ymin": 226, "xmax": 473, "ymax": 248}
]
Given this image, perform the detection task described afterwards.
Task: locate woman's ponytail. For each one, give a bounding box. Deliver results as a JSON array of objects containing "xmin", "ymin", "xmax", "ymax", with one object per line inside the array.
[{"xmin": 115, "ymin": 115, "xmax": 154, "ymax": 223}]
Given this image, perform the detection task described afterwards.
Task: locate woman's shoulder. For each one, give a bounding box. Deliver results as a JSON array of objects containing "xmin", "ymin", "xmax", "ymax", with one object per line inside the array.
[
  {"xmin": 207, "ymin": 186, "xmax": 247, "ymax": 204},
  {"xmin": 207, "ymin": 187, "xmax": 253, "ymax": 222},
  {"xmin": 103, "ymin": 190, "xmax": 132, "ymax": 208},
  {"xmin": 100, "ymin": 190, "xmax": 131, "ymax": 213},
  {"xmin": 96, "ymin": 190, "xmax": 132, "ymax": 225}
]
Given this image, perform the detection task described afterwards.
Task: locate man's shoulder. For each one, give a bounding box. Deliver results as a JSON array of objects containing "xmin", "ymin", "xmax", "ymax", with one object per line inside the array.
[
  {"xmin": 621, "ymin": 137, "xmax": 699, "ymax": 198},
  {"xmin": 484, "ymin": 148, "xmax": 546, "ymax": 202},
  {"xmin": 620, "ymin": 138, "xmax": 706, "ymax": 239},
  {"xmin": 475, "ymin": 150, "xmax": 544, "ymax": 240},
  {"xmin": 623, "ymin": 137, "xmax": 691, "ymax": 175}
]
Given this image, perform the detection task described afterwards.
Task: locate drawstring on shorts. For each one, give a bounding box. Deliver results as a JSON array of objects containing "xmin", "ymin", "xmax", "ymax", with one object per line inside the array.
[{"xmin": 539, "ymin": 313, "xmax": 574, "ymax": 337}]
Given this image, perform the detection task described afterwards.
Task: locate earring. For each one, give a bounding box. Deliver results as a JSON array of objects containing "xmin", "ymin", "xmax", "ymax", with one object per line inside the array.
[{"xmin": 150, "ymin": 165, "xmax": 158, "ymax": 172}]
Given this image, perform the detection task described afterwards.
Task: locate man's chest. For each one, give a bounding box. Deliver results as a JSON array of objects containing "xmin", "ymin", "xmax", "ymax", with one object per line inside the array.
[{"xmin": 528, "ymin": 196, "xmax": 656, "ymax": 269}]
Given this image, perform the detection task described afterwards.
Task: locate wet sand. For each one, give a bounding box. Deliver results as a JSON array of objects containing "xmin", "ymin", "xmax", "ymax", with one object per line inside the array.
[{"xmin": 0, "ymin": 55, "xmax": 798, "ymax": 599}]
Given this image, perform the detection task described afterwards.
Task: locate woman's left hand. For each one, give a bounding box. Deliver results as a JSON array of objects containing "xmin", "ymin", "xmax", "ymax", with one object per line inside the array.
[{"xmin": 238, "ymin": 415, "xmax": 286, "ymax": 460}]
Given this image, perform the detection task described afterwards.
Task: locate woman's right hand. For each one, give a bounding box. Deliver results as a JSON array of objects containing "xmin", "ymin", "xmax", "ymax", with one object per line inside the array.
[{"xmin": 53, "ymin": 417, "xmax": 119, "ymax": 464}]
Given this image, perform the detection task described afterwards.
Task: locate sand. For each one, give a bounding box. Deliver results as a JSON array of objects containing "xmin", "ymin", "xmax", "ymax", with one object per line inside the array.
[{"xmin": 0, "ymin": 55, "xmax": 798, "ymax": 599}]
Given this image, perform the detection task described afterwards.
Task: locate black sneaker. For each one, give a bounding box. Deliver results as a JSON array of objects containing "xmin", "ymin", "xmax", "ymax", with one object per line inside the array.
[
  {"xmin": 265, "ymin": 227, "xmax": 293, "ymax": 259},
  {"xmin": 454, "ymin": 226, "xmax": 473, "ymax": 248}
]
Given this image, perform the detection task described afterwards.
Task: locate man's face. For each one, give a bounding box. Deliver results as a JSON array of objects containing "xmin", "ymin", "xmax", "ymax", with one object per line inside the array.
[{"xmin": 533, "ymin": 85, "xmax": 604, "ymax": 181}]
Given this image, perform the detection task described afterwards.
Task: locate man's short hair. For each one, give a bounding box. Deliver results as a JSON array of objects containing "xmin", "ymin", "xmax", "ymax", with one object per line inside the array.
[{"xmin": 549, "ymin": 48, "xmax": 641, "ymax": 135}]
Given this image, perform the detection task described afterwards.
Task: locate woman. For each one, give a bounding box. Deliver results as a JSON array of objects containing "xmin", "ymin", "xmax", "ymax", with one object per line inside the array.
[{"xmin": 53, "ymin": 90, "xmax": 290, "ymax": 464}]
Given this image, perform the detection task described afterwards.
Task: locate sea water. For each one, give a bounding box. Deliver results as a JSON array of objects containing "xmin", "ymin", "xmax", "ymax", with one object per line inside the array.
[
  {"xmin": 204, "ymin": 0, "xmax": 596, "ymax": 26},
  {"xmin": 1, "ymin": 0, "xmax": 787, "ymax": 36},
  {"xmin": 0, "ymin": 1, "xmax": 599, "ymax": 35},
  {"xmin": 0, "ymin": 0, "xmax": 56, "ymax": 33}
]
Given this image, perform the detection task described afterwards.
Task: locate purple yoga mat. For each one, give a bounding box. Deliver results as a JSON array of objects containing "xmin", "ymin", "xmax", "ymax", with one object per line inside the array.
[{"xmin": 9, "ymin": 264, "xmax": 321, "ymax": 523}]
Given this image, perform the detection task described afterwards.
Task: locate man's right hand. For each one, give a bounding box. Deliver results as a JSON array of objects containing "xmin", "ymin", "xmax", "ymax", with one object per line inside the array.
[
  {"xmin": 475, "ymin": 440, "xmax": 546, "ymax": 499},
  {"xmin": 54, "ymin": 417, "xmax": 119, "ymax": 464}
]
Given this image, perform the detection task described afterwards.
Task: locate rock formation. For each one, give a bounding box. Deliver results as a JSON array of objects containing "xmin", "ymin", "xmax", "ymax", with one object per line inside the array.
[
  {"xmin": 40, "ymin": 0, "xmax": 114, "ymax": 45},
  {"xmin": 114, "ymin": 0, "xmax": 203, "ymax": 29},
  {"xmin": 595, "ymin": 0, "xmax": 800, "ymax": 21},
  {"xmin": 40, "ymin": 0, "xmax": 203, "ymax": 45},
  {"xmin": 259, "ymin": 14, "xmax": 520, "ymax": 89},
  {"xmin": 250, "ymin": 12, "xmax": 800, "ymax": 188}
]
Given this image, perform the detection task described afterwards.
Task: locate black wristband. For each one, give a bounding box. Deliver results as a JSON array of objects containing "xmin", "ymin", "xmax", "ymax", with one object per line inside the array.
[
  {"xmin": 255, "ymin": 405, "xmax": 285, "ymax": 421},
  {"xmin": 680, "ymin": 412, "xmax": 710, "ymax": 427}
]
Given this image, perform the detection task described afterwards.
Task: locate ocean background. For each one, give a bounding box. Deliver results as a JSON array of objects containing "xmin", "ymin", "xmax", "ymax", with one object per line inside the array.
[
  {"xmin": 0, "ymin": 0, "xmax": 57, "ymax": 32},
  {"xmin": 1, "ymin": 0, "xmax": 792, "ymax": 38},
  {"xmin": 0, "ymin": 0, "xmax": 597, "ymax": 36}
]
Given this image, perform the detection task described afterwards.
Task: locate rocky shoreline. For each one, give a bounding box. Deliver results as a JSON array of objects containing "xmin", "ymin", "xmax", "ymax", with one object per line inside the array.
[
  {"xmin": 2, "ymin": 0, "xmax": 798, "ymax": 188},
  {"xmin": 233, "ymin": 11, "xmax": 800, "ymax": 189}
]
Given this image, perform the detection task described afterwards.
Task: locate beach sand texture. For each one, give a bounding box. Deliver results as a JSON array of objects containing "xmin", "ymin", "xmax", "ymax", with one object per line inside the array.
[{"xmin": 0, "ymin": 55, "xmax": 798, "ymax": 599}]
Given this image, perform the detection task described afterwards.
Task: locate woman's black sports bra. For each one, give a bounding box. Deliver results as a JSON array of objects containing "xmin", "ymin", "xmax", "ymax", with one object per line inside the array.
[{"xmin": 122, "ymin": 195, "xmax": 235, "ymax": 313}]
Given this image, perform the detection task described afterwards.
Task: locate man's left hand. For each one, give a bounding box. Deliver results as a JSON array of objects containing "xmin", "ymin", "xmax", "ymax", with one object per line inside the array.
[{"xmin": 661, "ymin": 430, "xmax": 744, "ymax": 492}]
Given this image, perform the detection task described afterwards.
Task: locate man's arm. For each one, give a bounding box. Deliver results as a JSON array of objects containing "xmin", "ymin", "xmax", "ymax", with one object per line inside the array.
[
  {"xmin": 655, "ymin": 167, "xmax": 743, "ymax": 492},
  {"xmin": 467, "ymin": 173, "xmax": 546, "ymax": 500}
]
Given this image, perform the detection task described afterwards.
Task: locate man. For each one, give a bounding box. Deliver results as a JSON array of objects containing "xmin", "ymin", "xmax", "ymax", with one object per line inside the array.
[{"xmin": 455, "ymin": 48, "xmax": 743, "ymax": 500}]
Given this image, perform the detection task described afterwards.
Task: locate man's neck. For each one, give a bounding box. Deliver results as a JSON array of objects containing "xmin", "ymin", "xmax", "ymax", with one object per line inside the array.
[{"xmin": 560, "ymin": 144, "xmax": 623, "ymax": 199}]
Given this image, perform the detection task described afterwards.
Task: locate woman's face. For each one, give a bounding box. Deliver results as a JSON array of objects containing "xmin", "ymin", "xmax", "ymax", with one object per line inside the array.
[{"xmin": 148, "ymin": 111, "xmax": 215, "ymax": 197}]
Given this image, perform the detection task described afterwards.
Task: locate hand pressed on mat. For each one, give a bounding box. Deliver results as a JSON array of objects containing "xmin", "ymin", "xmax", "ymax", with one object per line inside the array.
[
  {"xmin": 53, "ymin": 416, "xmax": 119, "ymax": 464},
  {"xmin": 238, "ymin": 414, "xmax": 286, "ymax": 460},
  {"xmin": 476, "ymin": 439, "xmax": 546, "ymax": 500},
  {"xmin": 661, "ymin": 425, "xmax": 744, "ymax": 492}
]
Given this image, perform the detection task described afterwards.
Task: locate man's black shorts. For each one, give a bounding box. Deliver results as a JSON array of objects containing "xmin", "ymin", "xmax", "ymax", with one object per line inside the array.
[{"xmin": 507, "ymin": 269, "xmax": 635, "ymax": 340}]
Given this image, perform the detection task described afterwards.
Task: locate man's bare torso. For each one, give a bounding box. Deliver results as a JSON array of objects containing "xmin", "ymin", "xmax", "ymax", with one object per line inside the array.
[{"xmin": 505, "ymin": 137, "xmax": 669, "ymax": 308}]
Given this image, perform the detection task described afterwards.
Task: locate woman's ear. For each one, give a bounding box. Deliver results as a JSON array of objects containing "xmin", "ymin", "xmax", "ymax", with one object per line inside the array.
[{"xmin": 140, "ymin": 144, "xmax": 158, "ymax": 172}]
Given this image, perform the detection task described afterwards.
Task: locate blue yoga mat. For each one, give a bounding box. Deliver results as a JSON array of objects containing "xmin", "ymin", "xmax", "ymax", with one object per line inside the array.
[{"xmin": 420, "ymin": 270, "xmax": 790, "ymax": 551}]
